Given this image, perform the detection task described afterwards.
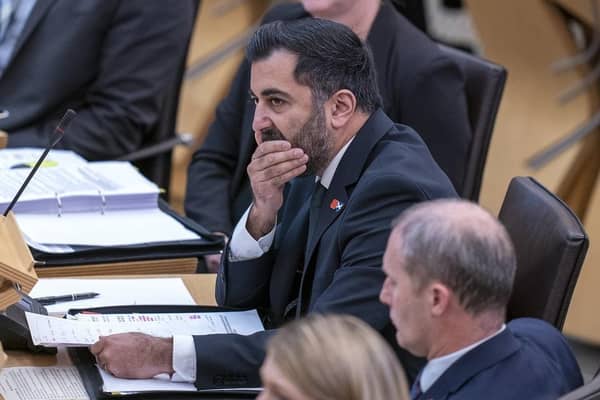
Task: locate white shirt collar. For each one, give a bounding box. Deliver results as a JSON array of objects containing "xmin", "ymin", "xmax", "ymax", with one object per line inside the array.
[
  {"xmin": 419, "ymin": 324, "xmax": 506, "ymax": 392},
  {"xmin": 318, "ymin": 137, "xmax": 355, "ymax": 189}
]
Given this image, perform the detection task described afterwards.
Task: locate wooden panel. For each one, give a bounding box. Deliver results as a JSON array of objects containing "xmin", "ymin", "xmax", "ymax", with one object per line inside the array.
[
  {"xmin": 564, "ymin": 176, "xmax": 600, "ymax": 343},
  {"xmin": 465, "ymin": 0, "xmax": 600, "ymax": 342},
  {"xmin": 35, "ymin": 258, "xmax": 197, "ymax": 278}
]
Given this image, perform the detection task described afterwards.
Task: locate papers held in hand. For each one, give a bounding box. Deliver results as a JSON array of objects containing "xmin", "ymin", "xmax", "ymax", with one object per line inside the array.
[
  {"xmin": 25, "ymin": 310, "xmax": 264, "ymax": 347},
  {"xmin": 0, "ymin": 161, "xmax": 199, "ymax": 248}
]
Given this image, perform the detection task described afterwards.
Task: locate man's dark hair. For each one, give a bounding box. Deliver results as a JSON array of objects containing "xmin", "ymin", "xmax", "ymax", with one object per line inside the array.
[{"xmin": 246, "ymin": 18, "xmax": 382, "ymax": 113}]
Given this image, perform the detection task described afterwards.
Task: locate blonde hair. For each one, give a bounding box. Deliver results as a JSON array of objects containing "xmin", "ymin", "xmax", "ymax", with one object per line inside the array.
[{"xmin": 266, "ymin": 314, "xmax": 409, "ymax": 400}]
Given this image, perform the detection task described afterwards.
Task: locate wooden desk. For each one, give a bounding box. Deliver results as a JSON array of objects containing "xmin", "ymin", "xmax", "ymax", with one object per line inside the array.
[{"xmin": 4, "ymin": 273, "xmax": 217, "ymax": 368}]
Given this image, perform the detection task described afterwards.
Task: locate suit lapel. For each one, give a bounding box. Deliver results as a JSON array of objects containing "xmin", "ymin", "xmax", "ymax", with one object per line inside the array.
[
  {"xmin": 5, "ymin": 0, "xmax": 54, "ymax": 69},
  {"xmin": 423, "ymin": 328, "xmax": 520, "ymax": 399},
  {"xmin": 303, "ymin": 109, "xmax": 394, "ymax": 265}
]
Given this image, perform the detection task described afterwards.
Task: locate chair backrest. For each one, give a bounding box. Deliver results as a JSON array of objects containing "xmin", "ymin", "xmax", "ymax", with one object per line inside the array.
[
  {"xmin": 499, "ymin": 176, "xmax": 589, "ymax": 330},
  {"xmin": 133, "ymin": 1, "xmax": 200, "ymax": 194},
  {"xmin": 559, "ymin": 374, "xmax": 600, "ymax": 400},
  {"xmin": 438, "ymin": 44, "xmax": 507, "ymax": 201}
]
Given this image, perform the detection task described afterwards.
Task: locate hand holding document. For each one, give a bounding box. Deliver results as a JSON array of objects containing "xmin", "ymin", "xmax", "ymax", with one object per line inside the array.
[{"xmin": 26, "ymin": 310, "xmax": 264, "ymax": 347}]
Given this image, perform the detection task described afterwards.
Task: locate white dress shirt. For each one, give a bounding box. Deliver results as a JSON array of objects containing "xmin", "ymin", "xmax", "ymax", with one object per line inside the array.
[
  {"xmin": 171, "ymin": 137, "xmax": 354, "ymax": 382},
  {"xmin": 419, "ymin": 324, "xmax": 506, "ymax": 392}
]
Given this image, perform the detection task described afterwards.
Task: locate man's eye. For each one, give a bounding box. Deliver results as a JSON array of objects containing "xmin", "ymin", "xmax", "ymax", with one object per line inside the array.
[
  {"xmin": 270, "ymin": 98, "xmax": 284, "ymax": 107},
  {"xmin": 249, "ymin": 96, "xmax": 258, "ymax": 105}
]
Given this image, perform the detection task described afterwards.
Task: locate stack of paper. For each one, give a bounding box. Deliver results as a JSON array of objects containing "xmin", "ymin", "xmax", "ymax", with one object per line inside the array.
[
  {"xmin": 0, "ymin": 158, "xmax": 200, "ymax": 248},
  {"xmin": 29, "ymin": 278, "xmax": 197, "ymax": 316}
]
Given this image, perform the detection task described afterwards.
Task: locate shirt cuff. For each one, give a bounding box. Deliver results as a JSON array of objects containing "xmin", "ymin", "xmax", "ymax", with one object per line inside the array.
[
  {"xmin": 229, "ymin": 204, "xmax": 276, "ymax": 261},
  {"xmin": 171, "ymin": 335, "xmax": 196, "ymax": 383}
]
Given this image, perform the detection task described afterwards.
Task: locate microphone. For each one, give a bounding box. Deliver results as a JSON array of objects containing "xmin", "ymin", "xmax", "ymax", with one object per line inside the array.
[{"xmin": 3, "ymin": 109, "xmax": 77, "ymax": 216}]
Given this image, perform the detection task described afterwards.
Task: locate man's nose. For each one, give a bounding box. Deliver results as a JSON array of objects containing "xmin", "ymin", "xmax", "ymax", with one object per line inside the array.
[
  {"xmin": 379, "ymin": 278, "xmax": 390, "ymax": 305},
  {"xmin": 252, "ymin": 104, "xmax": 271, "ymax": 133}
]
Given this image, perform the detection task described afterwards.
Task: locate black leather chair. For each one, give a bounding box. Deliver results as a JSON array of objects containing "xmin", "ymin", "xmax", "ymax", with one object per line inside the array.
[
  {"xmin": 559, "ymin": 374, "xmax": 600, "ymax": 400},
  {"xmin": 499, "ymin": 176, "xmax": 589, "ymax": 330},
  {"xmin": 438, "ymin": 44, "xmax": 507, "ymax": 201}
]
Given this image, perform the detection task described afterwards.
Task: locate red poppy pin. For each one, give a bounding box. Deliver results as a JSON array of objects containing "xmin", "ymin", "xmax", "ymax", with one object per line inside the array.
[{"xmin": 330, "ymin": 199, "xmax": 344, "ymax": 212}]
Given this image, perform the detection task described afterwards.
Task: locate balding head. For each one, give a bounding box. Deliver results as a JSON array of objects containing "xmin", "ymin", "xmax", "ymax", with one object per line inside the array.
[{"xmin": 390, "ymin": 199, "xmax": 516, "ymax": 316}]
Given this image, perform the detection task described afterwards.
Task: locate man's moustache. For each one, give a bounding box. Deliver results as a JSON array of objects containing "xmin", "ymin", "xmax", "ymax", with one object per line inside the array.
[{"xmin": 261, "ymin": 128, "xmax": 285, "ymax": 142}]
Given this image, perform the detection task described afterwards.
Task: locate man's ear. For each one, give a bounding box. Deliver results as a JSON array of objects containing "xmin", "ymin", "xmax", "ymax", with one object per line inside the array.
[
  {"xmin": 429, "ymin": 282, "xmax": 451, "ymax": 317},
  {"xmin": 328, "ymin": 89, "xmax": 356, "ymax": 129}
]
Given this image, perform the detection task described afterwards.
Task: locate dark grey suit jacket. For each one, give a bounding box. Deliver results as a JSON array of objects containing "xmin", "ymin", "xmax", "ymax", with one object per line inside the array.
[
  {"xmin": 191, "ymin": 110, "xmax": 457, "ymax": 389},
  {"xmin": 0, "ymin": 0, "xmax": 195, "ymax": 160},
  {"xmin": 185, "ymin": 0, "xmax": 470, "ymax": 235},
  {"xmin": 417, "ymin": 318, "xmax": 583, "ymax": 399}
]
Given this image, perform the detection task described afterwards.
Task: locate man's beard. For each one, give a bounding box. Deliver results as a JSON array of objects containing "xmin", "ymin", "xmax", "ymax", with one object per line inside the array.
[{"xmin": 260, "ymin": 106, "xmax": 332, "ymax": 176}]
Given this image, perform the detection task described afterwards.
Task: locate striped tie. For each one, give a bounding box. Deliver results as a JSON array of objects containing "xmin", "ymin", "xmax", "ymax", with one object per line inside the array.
[{"xmin": 0, "ymin": 0, "xmax": 16, "ymax": 43}]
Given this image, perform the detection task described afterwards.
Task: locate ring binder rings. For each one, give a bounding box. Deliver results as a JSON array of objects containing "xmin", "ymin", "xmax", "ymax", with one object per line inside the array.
[
  {"xmin": 98, "ymin": 190, "xmax": 106, "ymax": 215},
  {"xmin": 0, "ymin": 159, "xmax": 225, "ymax": 268},
  {"xmin": 55, "ymin": 192, "xmax": 62, "ymax": 217}
]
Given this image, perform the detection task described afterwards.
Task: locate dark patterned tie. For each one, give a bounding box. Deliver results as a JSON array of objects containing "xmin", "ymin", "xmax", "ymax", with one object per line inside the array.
[
  {"xmin": 307, "ymin": 181, "xmax": 326, "ymax": 241},
  {"xmin": 283, "ymin": 181, "xmax": 326, "ymax": 318}
]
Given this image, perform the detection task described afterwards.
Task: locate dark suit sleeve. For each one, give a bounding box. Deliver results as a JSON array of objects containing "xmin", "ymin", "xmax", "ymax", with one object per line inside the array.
[
  {"xmin": 215, "ymin": 245, "xmax": 275, "ymax": 309},
  {"xmin": 7, "ymin": 1, "xmax": 195, "ymax": 161},
  {"xmin": 400, "ymin": 55, "xmax": 471, "ymax": 192},
  {"xmin": 193, "ymin": 330, "xmax": 273, "ymax": 389},
  {"xmin": 184, "ymin": 60, "xmax": 252, "ymax": 235}
]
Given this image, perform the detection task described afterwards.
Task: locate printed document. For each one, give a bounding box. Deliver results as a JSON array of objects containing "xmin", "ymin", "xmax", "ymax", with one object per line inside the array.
[
  {"xmin": 26, "ymin": 310, "xmax": 264, "ymax": 346},
  {"xmin": 0, "ymin": 367, "xmax": 88, "ymax": 400},
  {"xmin": 30, "ymin": 278, "xmax": 196, "ymax": 316},
  {"xmin": 0, "ymin": 148, "xmax": 87, "ymax": 170}
]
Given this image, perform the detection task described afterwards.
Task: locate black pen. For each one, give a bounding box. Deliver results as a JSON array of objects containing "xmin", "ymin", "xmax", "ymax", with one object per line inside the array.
[{"xmin": 34, "ymin": 292, "xmax": 100, "ymax": 306}]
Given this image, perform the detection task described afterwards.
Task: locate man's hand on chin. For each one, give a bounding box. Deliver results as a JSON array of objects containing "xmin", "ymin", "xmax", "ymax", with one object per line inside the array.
[{"xmin": 90, "ymin": 332, "xmax": 174, "ymax": 379}]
